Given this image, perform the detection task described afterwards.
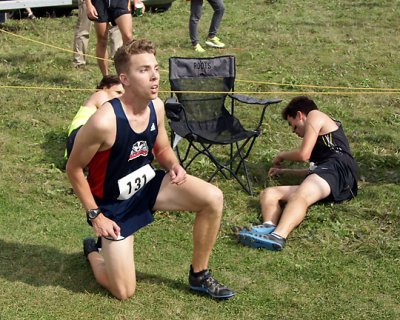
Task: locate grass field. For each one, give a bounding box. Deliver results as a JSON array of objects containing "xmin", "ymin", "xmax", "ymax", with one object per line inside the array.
[{"xmin": 0, "ymin": 0, "xmax": 399, "ymax": 319}]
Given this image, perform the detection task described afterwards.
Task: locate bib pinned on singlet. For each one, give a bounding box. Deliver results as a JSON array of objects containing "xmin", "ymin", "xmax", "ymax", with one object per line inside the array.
[{"xmin": 117, "ymin": 164, "xmax": 156, "ymax": 200}]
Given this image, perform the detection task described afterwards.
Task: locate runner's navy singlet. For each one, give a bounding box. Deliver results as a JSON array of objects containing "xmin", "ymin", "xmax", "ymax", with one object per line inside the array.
[{"xmin": 87, "ymin": 98, "xmax": 165, "ymax": 237}]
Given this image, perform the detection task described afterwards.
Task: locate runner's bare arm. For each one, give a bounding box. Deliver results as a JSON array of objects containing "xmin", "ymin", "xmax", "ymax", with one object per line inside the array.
[
  {"xmin": 268, "ymin": 167, "xmax": 309, "ymax": 177},
  {"xmin": 273, "ymin": 111, "xmax": 324, "ymax": 166},
  {"xmin": 66, "ymin": 103, "xmax": 121, "ymax": 239},
  {"xmin": 85, "ymin": 0, "xmax": 98, "ymax": 20}
]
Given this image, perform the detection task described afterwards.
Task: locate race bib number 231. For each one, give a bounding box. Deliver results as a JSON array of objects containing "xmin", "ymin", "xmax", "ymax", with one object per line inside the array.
[{"xmin": 117, "ymin": 164, "xmax": 155, "ymax": 200}]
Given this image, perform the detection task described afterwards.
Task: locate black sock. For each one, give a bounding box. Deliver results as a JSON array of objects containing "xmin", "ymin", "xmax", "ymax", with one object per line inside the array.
[{"xmin": 190, "ymin": 265, "xmax": 208, "ymax": 276}]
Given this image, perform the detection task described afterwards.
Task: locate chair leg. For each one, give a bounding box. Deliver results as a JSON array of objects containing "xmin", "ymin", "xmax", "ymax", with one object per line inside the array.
[
  {"xmin": 200, "ymin": 140, "xmax": 255, "ymax": 196},
  {"xmin": 234, "ymin": 136, "xmax": 257, "ymax": 175},
  {"xmin": 237, "ymin": 149, "xmax": 254, "ymax": 196},
  {"xmin": 171, "ymin": 133, "xmax": 256, "ymax": 196}
]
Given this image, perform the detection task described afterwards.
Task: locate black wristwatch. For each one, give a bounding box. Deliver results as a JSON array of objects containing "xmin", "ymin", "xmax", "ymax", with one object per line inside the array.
[{"xmin": 86, "ymin": 208, "xmax": 102, "ymax": 220}]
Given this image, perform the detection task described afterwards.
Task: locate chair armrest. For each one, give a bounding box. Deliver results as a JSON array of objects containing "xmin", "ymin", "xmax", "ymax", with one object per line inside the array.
[
  {"xmin": 229, "ymin": 94, "xmax": 282, "ymax": 106},
  {"xmin": 228, "ymin": 94, "xmax": 282, "ymax": 131},
  {"xmin": 164, "ymin": 97, "xmax": 196, "ymax": 137},
  {"xmin": 164, "ymin": 97, "xmax": 183, "ymax": 121}
]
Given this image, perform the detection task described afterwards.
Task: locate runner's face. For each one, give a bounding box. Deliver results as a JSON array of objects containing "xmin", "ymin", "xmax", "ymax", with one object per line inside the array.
[
  {"xmin": 287, "ymin": 113, "xmax": 305, "ymax": 137},
  {"xmin": 122, "ymin": 53, "xmax": 159, "ymax": 100}
]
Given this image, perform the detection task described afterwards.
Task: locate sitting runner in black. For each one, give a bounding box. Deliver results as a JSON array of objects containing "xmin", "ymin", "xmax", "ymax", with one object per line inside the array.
[{"xmin": 238, "ymin": 96, "xmax": 358, "ymax": 251}]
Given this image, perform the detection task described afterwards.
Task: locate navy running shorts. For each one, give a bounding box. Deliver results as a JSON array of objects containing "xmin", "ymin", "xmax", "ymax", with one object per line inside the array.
[{"xmin": 91, "ymin": 169, "xmax": 166, "ymax": 238}]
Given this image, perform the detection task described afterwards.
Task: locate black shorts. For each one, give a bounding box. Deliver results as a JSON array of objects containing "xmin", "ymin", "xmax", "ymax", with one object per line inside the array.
[
  {"xmin": 66, "ymin": 126, "xmax": 82, "ymax": 158},
  {"xmin": 89, "ymin": 0, "xmax": 131, "ymax": 25},
  {"xmin": 308, "ymin": 155, "xmax": 358, "ymax": 203}
]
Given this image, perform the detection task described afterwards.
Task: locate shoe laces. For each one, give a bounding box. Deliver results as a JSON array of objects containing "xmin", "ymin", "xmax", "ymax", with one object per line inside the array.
[{"xmin": 203, "ymin": 272, "xmax": 225, "ymax": 290}]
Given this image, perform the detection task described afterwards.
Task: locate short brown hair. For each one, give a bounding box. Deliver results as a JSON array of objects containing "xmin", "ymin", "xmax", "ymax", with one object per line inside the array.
[
  {"xmin": 281, "ymin": 96, "xmax": 318, "ymax": 120},
  {"xmin": 113, "ymin": 39, "xmax": 156, "ymax": 75},
  {"xmin": 96, "ymin": 75, "xmax": 121, "ymax": 90}
]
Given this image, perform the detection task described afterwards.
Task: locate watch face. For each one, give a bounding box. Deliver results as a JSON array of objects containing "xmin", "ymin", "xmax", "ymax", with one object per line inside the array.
[{"xmin": 87, "ymin": 209, "xmax": 100, "ymax": 219}]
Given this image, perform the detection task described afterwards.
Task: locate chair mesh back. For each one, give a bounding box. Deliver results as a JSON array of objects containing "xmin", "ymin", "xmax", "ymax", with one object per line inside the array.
[{"xmin": 169, "ymin": 56, "xmax": 235, "ymax": 122}]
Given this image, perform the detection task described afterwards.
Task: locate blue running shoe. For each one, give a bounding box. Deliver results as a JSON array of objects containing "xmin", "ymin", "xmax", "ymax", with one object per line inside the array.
[
  {"xmin": 239, "ymin": 232, "xmax": 286, "ymax": 251},
  {"xmin": 189, "ymin": 269, "xmax": 235, "ymax": 299},
  {"xmin": 240, "ymin": 222, "xmax": 276, "ymax": 236}
]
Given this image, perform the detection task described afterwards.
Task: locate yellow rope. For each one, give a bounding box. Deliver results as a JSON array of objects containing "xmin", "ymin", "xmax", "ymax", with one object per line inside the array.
[
  {"xmin": 1, "ymin": 28, "xmax": 399, "ymax": 95},
  {"xmin": 236, "ymin": 79, "xmax": 400, "ymax": 92},
  {"xmin": 0, "ymin": 28, "xmax": 111, "ymax": 62},
  {"xmin": 0, "ymin": 85, "xmax": 95, "ymax": 91},
  {"xmin": 1, "ymin": 86, "xmax": 399, "ymax": 95}
]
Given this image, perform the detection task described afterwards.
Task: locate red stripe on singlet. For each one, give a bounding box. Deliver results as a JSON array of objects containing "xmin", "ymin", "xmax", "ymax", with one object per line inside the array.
[{"xmin": 87, "ymin": 149, "xmax": 111, "ymax": 199}]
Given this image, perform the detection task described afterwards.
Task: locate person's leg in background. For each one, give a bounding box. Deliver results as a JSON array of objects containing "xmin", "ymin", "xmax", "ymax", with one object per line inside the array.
[
  {"xmin": 73, "ymin": 0, "xmax": 92, "ymax": 67},
  {"xmin": 94, "ymin": 21, "xmax": 109, "ymax": 76},
  {"xmin": 108, "ymin": 24, "xmax": 123, "ymax": 59},
  {"xmin": 189, "ymin": 0, "xmax": 206, "ymax": 52},
  {"xmin": 204, "ymin": 0, "xmax": 225, "ymax": 48}
]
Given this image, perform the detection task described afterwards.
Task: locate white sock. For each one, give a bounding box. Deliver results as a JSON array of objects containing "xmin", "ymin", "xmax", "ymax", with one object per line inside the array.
[
  {"xmin": 263, "ymin": 221, "xmax": 276, "ymax": 227},
  {"xmin": 271, "ymin": 232, "xmax": 285, "ymax": 240}
]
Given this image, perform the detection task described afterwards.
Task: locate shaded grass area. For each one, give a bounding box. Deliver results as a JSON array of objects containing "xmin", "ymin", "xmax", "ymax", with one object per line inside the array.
[{"xmin": 0, "ymin": 0, "xmax": 399, "ymax": 318}]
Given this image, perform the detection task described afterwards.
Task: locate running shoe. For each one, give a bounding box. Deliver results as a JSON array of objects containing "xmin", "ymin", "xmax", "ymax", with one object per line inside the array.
[
  {"xmin": 194, "ymin": 43, "xmax": 206, "ymax": 53},
  {"xmin": 205, "ymin": 36, "xmax": 225, "ymax": 48},
  {"xmin": 239, "ymin": 232, "xmax": 286, "ymax": 251},
  {"xmin": 83, "ymin": 237, "xmax": 99, "ymax": 259},
  {"xmin": 240, "ymin": 222, "xmax": 276, "ymax": 235},
  {"xmin": 189, "ymin": 269, "xmax": 235, "ymax": 299}
]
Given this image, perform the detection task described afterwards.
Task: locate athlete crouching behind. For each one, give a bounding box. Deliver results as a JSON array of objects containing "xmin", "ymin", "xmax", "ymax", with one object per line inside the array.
[
  {"xmin": 65, "ymin": 75, "xmax": 124, "ymax": 159},
  {"xmin": 66, "ymin": 39, "xmax": 235, "ymax": 300}
]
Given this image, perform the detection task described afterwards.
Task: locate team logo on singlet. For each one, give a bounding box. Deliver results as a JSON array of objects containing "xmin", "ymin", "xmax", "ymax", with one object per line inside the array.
[{"xmin": 129, "ymin": 141, "xmax": 149, "ymax": 161}]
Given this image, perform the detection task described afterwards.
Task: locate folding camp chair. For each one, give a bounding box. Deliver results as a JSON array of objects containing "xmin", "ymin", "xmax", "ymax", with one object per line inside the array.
[{"xmin": 165, "ymin": 56, "xmax": 281, "ymax": 195}]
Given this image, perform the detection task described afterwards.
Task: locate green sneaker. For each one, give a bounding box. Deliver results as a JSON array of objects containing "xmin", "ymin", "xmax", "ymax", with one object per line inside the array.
[
  {"xmin": 205, "ymin": 36, "xmax": 225, "ymax": 48},
  {"xmin": 194, "ymin": 43, "xmax": 205, "ymax": 53}
]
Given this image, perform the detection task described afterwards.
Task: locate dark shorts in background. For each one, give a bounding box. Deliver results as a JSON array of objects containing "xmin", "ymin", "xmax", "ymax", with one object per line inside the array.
[
  {"xmin": 89, "ymin": 0, "xmax": 131, "ymax": 25},
  {"xmin": 308, "ymin": 155, "xmax": 358, "ymax": 203}
]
